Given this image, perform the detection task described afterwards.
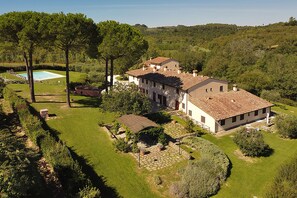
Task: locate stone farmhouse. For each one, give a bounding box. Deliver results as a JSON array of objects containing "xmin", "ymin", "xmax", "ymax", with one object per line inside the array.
[{"xmin": 126, "ymin": 57, "xmax": 273, "ymax": 133}]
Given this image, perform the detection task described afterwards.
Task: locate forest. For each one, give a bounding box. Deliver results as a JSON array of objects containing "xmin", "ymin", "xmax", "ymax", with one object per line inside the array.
[{"xmin": 1, "ymin": 16, "xmax": 296, "ymax": 103}]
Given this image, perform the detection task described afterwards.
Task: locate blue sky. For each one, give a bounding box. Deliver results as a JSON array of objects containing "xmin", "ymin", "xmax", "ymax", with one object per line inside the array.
[{"xmin": 0, "ymin": 0, "xmax": 296, "ymax": 27}]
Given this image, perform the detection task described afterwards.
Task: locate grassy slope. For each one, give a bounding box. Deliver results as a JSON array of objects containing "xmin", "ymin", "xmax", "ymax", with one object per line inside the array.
[
  {"xmin": 6, "ymin": 70, "xmax": 297, "ymax": 198},
  {"xmin": 203, "ymin": 132, "xmax": 297, "ymax": 198},
  {"xmin": 7, "ymin": 71, "xmax": 159, "ymax": 198}
]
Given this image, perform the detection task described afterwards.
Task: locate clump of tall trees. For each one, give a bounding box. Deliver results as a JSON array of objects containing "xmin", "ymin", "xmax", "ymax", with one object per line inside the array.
[{"xmin": 0, "ymin": 12, "xmax": 148, "ymax": 106}]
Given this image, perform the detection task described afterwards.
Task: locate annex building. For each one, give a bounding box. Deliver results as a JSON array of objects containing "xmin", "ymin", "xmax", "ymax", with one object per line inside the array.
[{"xmin": 126, "ymin": 57, "xmax": 273, "ymax": 133}]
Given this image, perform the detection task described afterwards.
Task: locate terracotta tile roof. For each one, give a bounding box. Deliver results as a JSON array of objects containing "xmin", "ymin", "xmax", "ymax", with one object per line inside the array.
[
  {"xmin": 189, "ymin": 89, "xmax": 273, "ymax": 120},
  {"xmin": 148, "ymin": 57, "xmax": 171, "ymax": 65},
  {"xmin": 117, "ymin": 114, "xmax": 158, "ymax": 134},
  {"xmin": 126, "ymin": 67, "xmax": 210, "ymax": 90}
]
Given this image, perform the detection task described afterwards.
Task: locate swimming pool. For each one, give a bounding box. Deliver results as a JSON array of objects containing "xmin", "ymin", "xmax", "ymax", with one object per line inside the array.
[{"xmin": 18, "ymin": 71, "xmax": 65, "ymax": 81}]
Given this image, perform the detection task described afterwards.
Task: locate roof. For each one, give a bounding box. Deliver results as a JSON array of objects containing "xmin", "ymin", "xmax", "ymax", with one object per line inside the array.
[
  {"xmin": 117, "ymin": 114, "xmax": 158, "ymax": 133},
  {"xmin": 126, "ymin": 67, "xmax": 210, "ymax": 91},
  {"xmin": 144, "ymin": 57, "xmax": 171, "ymax": 66},
  {"xmin": 189, "ymin": 89, "xmax": 273, "ymax": 120}
]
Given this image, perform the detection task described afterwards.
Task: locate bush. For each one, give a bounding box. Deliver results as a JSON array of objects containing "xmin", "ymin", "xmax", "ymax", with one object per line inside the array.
[
  {"xmin": 265, "ymin": 156, "xmax": 297, "ymax": 198},
  {"xmin": 275, "ymin": 114, "xmax": 297, "ymax": 139},
  {"xmin": 79, "ymin": 185, "xmax": 101, "ymax": 198},
  {"xmin": 154, "ymin": 175, "xmax": 162, "ymax": 185},
  {"xmin": 171, "ymin": 158, "xmax": 222, "ymax": 198},
  {"xmin": 233, "ymin": 128, "xmax": 271, "ymax": 157},
  {"xmin": 185, "ymin": 118, "xmax": 195, "ymax": 133},
  {"xmin": 183, "ymin": 137, "xmax": 230, "ymax": 181},
  {"xmin": 0, "ymin": 77, "xmax": 5, "ymax": 98},
  {"xmin": 3, "ymin": 87, "xmax": 100, "ymax": 196},
  {"xmin": 113, "ymin": 138, "xmax": 130, "ymax": 153}
]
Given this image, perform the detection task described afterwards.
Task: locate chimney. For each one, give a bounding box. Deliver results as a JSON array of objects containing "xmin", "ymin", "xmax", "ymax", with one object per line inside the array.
[
  {"xmin": 177, "ymin": 68, "xmax": 183, "ymax": 74},
  {"xmin": 164, "ymin": 66, "xmax": 168, "ymax": 72},
  {"xmin": 233, "ymin": 84, "xmax": 238, "ymax": 91},
  {"xmin": 193, "ymin": 70, "xmax": 198, "ymax": 77},
  {"xmin": 153, "ymin": 66, "xmax": 156, "ymax": 73}
]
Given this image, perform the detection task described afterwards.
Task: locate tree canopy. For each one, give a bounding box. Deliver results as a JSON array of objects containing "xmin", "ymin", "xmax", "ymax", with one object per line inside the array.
[{"xmin": 49, "ymin": 13, "xmax": 99, "ymax": 107}]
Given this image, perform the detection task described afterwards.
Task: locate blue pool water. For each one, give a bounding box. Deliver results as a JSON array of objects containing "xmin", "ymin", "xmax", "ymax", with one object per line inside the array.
[{"xmin": 18, "ymin": 71, "xmax": 65, "ymax": 81}]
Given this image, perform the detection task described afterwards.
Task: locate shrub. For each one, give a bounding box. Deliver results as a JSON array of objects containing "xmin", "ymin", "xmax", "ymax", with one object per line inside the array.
[
  {"xmin": 171, "ymin": 158, "xmax": 222, "ymax": 198},
  {"xmin": 154, "ymin": 175, "xmax": 162, "ymax": 185},
  {"xmin": 265, "ymin": 156, "xmax": 297, "ymax": 198},
  {"xmin": 113, "ymin": 138, "xmax": 130, "ymax": 153},
  {"xmin": 183, "ymin": 137, "xmax": 230, "ymax": 181},
  {"xmin": 3, "ymin": 87, "xmax": 100, "ymax": 196},
  {"xmin": 0, "ymin": 77, "xmax": 5, "ymax": 98},
  {"xmin": 275, "ymin": 114, "xmax": 297, "ymax": 139},
  {"xmin": 185, "ymin": 118, "xmax": 195, "ymax": 133},
  {"xmin": 79, "ymin": 185, "xmax": 101, "ymax": 198},
  {"xmin": 158, "ymin": 132, "xmax": 168, "ymax": 146},
  {"xmin": 233, "ymin": 128, "xmax": 271, "ymax": 157}
]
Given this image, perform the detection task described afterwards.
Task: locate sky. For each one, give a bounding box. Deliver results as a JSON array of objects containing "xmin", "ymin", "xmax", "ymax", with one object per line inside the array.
[{"xmin": 0, "ymin": 0, "xmax": 296, "ymax": 27}]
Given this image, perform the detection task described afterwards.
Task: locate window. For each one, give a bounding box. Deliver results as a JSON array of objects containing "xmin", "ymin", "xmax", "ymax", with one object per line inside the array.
[
  {"xmin": 232, "ymin": 116, "xmax": 237, "ymax": 123},
  {"xmin": 189, "ymin": 110, "xmax": 192, "ymax": 116},
  {"xmin": 146, "ymin": 79, "xmax": 148, "ymax": 84},
  {"xmin": 205, "ymin": 89, "xmax": 208, "ymax": 93},
  {"xmin": 182, "ymin": 103, "xmax": 185, "ymax": 109},
  {"xmin": 221, "ymin": 119, "xmax": 225, "ymax": 126},
  {"xmin": 248, "ymin": 112, "xmax": 250, "ymax": 116},
  {"xmin": 146, "ymin": 90, "xmax": 148, "ymax": 95},
  {"xmin": 255, "ymin": 110, "xmax": 258, "ymax": 116},
  {"xmin": 262, "ymin": 108, "xmax": 266, "ymax": 114},
  {"xmin": 201, "ymin": 116, "xmax": 205, "ymax": 123},
  {"xmin": 153, "ymin": 82, "xmax": 156, "ymax": 87},
  {"xmin": 142, "ymin": 78, "xmax": 144, "ymax": 83},
  {"xmin": 220, "ymin": 86, "xmax": 223, "ymax": 92},
  {"xmin": 176, "ymin": 88, "xmax": 179, "ymax": 94},
  {"xmin": 240, "ymin": 114, "xmax": 244, "ymax": 120},
  {"xmin": 162, "ymin": 84, "xmax": 165, "ymax": 90}
]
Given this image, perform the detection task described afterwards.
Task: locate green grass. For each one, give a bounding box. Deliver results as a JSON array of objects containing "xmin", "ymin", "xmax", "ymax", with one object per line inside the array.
[
  {"xmin": 272, "ymin": 102, "xmax": 297, "ymax": 116},
  {"xmin": 203, "ymin": 132, "xmax": 297, "ymax": 198},
  {"xmin": 7, "ymin": 71, "xmax": 159, "ymax": 198},
  {"xmin": 6, "ymin": 70, "xmax": 297, "ymax": 198}
]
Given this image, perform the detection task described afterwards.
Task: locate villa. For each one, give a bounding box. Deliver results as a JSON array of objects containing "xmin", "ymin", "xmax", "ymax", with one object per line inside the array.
[{"xmin": 126, "ymin": 57, "xmax": 273, "ymax": 133}]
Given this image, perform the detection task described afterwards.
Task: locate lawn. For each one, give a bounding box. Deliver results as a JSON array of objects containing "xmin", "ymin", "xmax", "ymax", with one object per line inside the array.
[
  {"xmin": 6, "ymin": 71, "xmax": 160, "ymax": 198},
  {"xmin": 203, "ymin": 131, "xmax": 297, "ymax": 198},
  {"xmin": 272, "ymin": 102, "xmax": 297, "ymax": 116},
  {"xmin": 6, "ymin": 71, "xmax": 297, "ymax": 198}
]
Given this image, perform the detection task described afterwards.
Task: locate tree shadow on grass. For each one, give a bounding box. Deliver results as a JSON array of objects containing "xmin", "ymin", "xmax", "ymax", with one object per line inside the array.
[
  {"xmin": 72, "ymin": 97, "xmax": 100, "ymax": 108},
  {"xmin": 29, "ymin": 105, "xmax": 121, "ymax": 198},
  {"xmin": 68, "ymin": 147, "xmax": 122, "ymax": 198}
]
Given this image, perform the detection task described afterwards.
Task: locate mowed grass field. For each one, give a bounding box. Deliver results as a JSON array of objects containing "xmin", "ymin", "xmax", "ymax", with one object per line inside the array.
[
  {"xmin": 5, "ymin": 69, "xmax": 297, "ymax": 198},
  {"xmin": 6, "ymin": 70, "xmax": 159, "ymax": 198}
]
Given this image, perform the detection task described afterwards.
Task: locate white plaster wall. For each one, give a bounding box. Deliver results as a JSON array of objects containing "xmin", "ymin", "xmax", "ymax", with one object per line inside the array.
[{"xmin": 188, "ymin": 101, "xmax": 216, "ymax": 132}]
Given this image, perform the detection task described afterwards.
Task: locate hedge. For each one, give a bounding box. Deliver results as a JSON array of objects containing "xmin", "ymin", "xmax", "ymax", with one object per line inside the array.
[
  {"xmin": 171, "ymin": 137, "xmax": 230, "ymax": 198},
  {"xmin": 3, "ymin": 87, "xmax": 100, "ymax": 198},
  {"xmin": 183, "ymin": 137, "xmax": 230, "ymax": 180}
]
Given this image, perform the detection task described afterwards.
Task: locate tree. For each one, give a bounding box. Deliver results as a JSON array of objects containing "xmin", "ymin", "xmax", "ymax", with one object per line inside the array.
[
  {"xmin": 50, "ymin": 13, "xmax": 99, "ymax": 107},
  {"xmin": 97, "ymin": 21, "xmax": 148, "ymax": 91},
  {"xmin": 101, "ymin": 83, "xmax": 151, "ymax": 115},
  {"xmin": 275, "ymin": 114, "xmax": 297, "ymax": 139},
  {"xmin": 233, "ymin": 128, "xmax": 271, "ymax": 157},
  {"xmin": 0, "ymin": 12, "xmax": 50, "ymax": 102}
]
